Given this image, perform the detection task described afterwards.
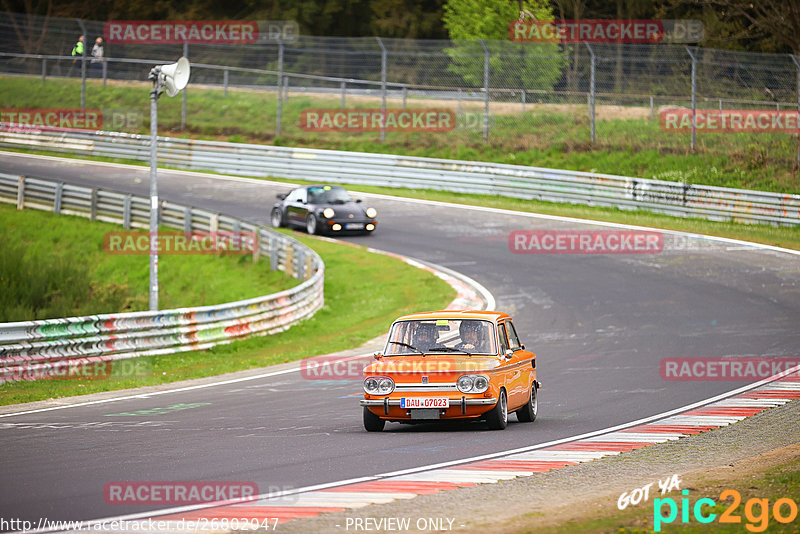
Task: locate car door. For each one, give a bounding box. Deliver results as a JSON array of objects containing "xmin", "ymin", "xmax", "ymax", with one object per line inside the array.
[
  {"xmin": 499, "ymin": 320, "xmax": 532, "ymax": 409},
  {"xmin": 285, "ymin": 188, "xmax": 308, "ymax": 227}
]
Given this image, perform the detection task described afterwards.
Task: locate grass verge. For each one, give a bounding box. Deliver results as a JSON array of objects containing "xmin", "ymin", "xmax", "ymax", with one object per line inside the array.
[
  {"xmin": 0, "ymin": 202, "xmax": 297, "ymax": 321},
  {"xmin": 1, "ymin": 75, "xmax": 798, "ymax": 193},
  {"xmin": 0, "ymin": 225, "xmax": 455, "ymax": 405}
]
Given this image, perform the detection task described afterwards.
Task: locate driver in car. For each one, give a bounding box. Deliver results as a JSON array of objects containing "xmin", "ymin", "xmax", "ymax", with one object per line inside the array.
[
  {"xmin": 455, "ymin": 321, "xmax": 487, "ymax": 352},
  {"xmin": 413, "ymin": 323, "xmax": 445, "ymax": 352}
]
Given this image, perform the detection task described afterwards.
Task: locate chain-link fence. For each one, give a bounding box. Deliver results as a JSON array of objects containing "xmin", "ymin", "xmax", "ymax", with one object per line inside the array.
[{"xmin": 1, "ymin": 11, "xmax": 799, "ymax": 175}]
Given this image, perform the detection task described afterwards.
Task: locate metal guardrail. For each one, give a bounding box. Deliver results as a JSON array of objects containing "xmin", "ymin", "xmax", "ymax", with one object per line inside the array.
[
  {"xmin": 0, "ymin": 172, "xmax": 324, "ymax": 383},
  {"xmin": 1, "ymin": 130, "xmax": 798, "ymax": 226}
]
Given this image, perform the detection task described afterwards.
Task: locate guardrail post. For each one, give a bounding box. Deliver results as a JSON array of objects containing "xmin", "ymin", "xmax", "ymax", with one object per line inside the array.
[
  {"xmin": 90, "ymin": 189, "xmax": 97, "ymax": 221},
  {"xmin": 42, "ymin": 58, "xmax": 46, "ymax": 83},
  {"xmin": 276, "ymin": 36, "xmax": 284, "ymax": 138},
  {"xmin": 650, "ymin": 96, "xmax": 654, "ymax": 120},
  {"xmin": 183, "ymin": 207, "xmax": 191, "ymax": 234},
  {"xmin": 402, "ymin": 86, "xmax": 407, "ymax": 109},
  {"xmin": 283, "ymin": 76, "xmax": 289, "ymax": 101},
  {"xmin": 457, "ymin": 88, "xmax": 462, "ymax": 115},
  {"xmin": 521, "ymin": 89, "xmax": 526, "ymax": 113},
  {"xmin": 285, "ymin": 240, "xmax": 294, "ymax": 277},
  {"xmin": 17, "ymin": 176, "xmax": 24, "ymax": 210},
  {"xmin": 54, "ymin": 182, "xmax": 63, "ymax": 214},
  {"xmin": 223, "ymin": 68, "xmax": 229, "ymax": 97},
  {"xmin": 586, "ymin": 43, "xmax": 596, "ymax": 144},
  {"xmin": 102, "ymin": 60, "xmax": 107, "ymax": 87},
  {"xmin": 479, "ymin": 39, "xmax": 490, "ymax": 143},
  {"xmin": 686, "ymin": 46, "xmax": 697, "ymax": 151},
  {"xmin": 340, "ymin": 81, "xmax": 346, "ymax": 107},
  {"xmin": 210, "ymin": 213, "xmax": 219, "ymax": 234},
  {"xmin": 376, "ymin": 37, "xmax": 387, "ymax": 143},
  {"xmin": 297, "ymin": 248, "xmax": 306, "ymax": 280},
  {"xmin": 123, "ymin": 194, "xmax": 132, "ymax": 229},
  {"xmin": 270, "ymin": 235, "xmax": 278, "ymax": 271}
]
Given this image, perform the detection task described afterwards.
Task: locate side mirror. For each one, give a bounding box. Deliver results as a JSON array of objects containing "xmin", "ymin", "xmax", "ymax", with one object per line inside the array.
[
  {"xmin": 505, "ymin": 349, "xmax": 514, "ymax": 360},
  {"xmin": 521, "ymin": 343, "xmax": 526, "ymax": 350},
  {"xmin": 276, "ymin": 193, "xmax": 287, "ymax": 200},
  {"xmin": 373, "ymin": 352, "xmax": 383, "ymax": 360},
  {"xmin": 356, "ymin": 199, "xmax": 362, "ymax": 203}
]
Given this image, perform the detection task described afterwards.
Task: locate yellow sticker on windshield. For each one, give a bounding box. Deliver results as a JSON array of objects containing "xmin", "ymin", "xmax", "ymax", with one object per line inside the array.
[
  {"xmin": 436, "ymin": 319, "xmax": 448, "ymax": 326},
  {"xmin": 323, "ymin": 185, "xmax": 331, "ymax": 190}
]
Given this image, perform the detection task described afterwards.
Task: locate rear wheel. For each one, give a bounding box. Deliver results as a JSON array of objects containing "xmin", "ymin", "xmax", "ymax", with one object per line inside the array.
[
  {"xmin": 486, "ymin": 389, "xmax": 508, "ymax": 430},
  {"xmin": 270, "ymin": 208, "xmax": 285, "ymax": 228},
  {"xmin": 516, "ymin": 382, "xmax": 538, "ymax": 422},
  {"xmin": 306, "ymin": 214, "xmax": 318, "ymax": 235},
  {"xmin": 363, "ymin": 407, "xmax": 385, "ymax": 432}
]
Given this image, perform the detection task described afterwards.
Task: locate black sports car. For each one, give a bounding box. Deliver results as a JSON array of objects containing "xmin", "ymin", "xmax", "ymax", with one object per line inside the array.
[{"xmin": 270, "ymin": 185, "xmax": 378, "ymax": 235}]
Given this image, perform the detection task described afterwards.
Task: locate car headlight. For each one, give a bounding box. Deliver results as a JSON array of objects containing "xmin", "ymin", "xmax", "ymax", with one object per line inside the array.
[
  {"xmin": 457, "ymin": 374, "xmax": 489, "ymax": 394},
  {"xmin": 322, "ymin": 208, "xmax": 335, "ymax": 218},
  {"xmin": 365, "ymin": 207, "xmax": 377, "ymax": 219},
  {"xmin": 364, "ymin": 376, "xmax": 394, "ymax": 395}
]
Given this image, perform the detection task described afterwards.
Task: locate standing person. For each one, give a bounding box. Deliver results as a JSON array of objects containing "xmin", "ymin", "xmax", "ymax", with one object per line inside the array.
[
  {"xmin": 90, "ymin": 37, "xmax": 104, "ymax": 78},
  {"xmin": 67, "ymin": 35, "xmax": 84, "ymax": 77}
]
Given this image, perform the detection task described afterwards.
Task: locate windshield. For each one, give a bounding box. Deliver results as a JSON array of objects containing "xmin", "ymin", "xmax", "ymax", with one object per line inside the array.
[
  {"xmin": 308, "ymin": 186, "xmax": 352, "ymax": 204},
  {"xmin": 384, "ymin": 319, "xmax": 496, "ymax": 355}
]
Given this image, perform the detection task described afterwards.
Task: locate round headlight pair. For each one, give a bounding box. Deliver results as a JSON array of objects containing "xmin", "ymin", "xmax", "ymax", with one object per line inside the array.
[
  {"xmin": 365, "ymin": 207, "xmax": 377, "ymax": 219},
  {"xmin": 322, "ymin": 208, "xmax": 335, "ymax": 219},
  {"xmin": 456, "ymin": 374, "xmax": 489, "ymax": 394},
  {"xmin": 364, "ymin": 376, "xmax": 394, "ymax": 395}
]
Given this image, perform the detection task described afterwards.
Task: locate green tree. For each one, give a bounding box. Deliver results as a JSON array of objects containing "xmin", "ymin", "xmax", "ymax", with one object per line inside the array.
[{"xmin": 442, "ymin": 0, "xmax": 565, "ymax": 92}]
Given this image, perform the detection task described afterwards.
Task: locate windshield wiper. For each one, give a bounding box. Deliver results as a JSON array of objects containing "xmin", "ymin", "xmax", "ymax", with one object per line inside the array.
[
  {"xmin": 387, "ymin": 341, "xmax": 423, "ymax": 355},
  {"xmin": 427, "ymin": 346, "xmax": 472, "ymax": 356}
]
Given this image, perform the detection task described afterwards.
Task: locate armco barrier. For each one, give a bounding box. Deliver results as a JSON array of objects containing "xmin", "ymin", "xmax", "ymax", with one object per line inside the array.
[
  {"xmin": 1, "ymin": 130, "xmax": 798, "ymax": 226},
  {"xmin": 0, "ymin": 173, "xmax": 324, "ymax": 383}
]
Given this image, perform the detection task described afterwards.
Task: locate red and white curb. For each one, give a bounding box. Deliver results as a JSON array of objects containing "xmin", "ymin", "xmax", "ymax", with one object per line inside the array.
[{"xmin": 112, "ymin": 373, "xmax": 800, "ymax": 532}]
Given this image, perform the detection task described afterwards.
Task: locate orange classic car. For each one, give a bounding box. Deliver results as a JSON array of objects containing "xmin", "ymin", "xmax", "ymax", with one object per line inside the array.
[{"xmin": 360, "ymin": 310, "xmax": 540, "ymax": 431}]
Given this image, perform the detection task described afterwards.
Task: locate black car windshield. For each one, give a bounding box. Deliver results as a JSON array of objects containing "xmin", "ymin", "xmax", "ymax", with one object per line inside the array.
[
  {"xmin": 308, "ymin": 186, "xmax": 352, "ymax": 204},
  {"xmin": 384, "ymin": 319, "xmax": 497, "ymax": 355}
]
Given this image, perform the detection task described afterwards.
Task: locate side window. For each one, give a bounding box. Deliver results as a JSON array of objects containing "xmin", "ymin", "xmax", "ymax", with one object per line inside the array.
[
  {"xmin": 506, "ymin": 321, "xmax": 522, "ymax": 351},
  {"xmin": 497, "ymin": 323, "xmax": 509, "ymax": 354},
  {"xmin": 287, "ymin": 189, "xmax": 306, "ymax": 203}
]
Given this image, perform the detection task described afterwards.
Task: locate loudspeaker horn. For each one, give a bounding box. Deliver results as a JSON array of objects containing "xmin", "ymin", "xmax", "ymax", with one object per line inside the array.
[{"xmin": 160, "ymin": 57, "xmax": 190, "ymax": 97}]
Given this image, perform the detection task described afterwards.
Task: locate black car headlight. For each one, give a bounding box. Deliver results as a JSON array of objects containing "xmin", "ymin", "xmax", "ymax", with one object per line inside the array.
[
  {"xmin": 365, "ymin": 207, "xmax": 377, "ymax": 219},
  {"xmin": 322, "ymin": 208, "xmax": 335, "ymax": 218},
  {"xmin": 457, "ymin": 374, "xmax": 489, "ymax": 393},
  {"xmin": 364, "ymin": 376, "xmax": 394, "ymax": 395}
]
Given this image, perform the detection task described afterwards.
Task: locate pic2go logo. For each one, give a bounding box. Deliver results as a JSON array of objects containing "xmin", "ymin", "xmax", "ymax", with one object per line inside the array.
[{"xmin": 654, "ymin": 489, "xmax": 799, "ymax": 532}]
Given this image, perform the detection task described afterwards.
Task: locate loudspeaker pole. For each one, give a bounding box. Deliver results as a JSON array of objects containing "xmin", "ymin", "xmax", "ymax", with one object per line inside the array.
[
  {"xmin": 148, "ymin": 66, "xmax": 163, "ymax": 311},
  {"xmin": 146, "ymin": 57, "xmax": 190, "ymax": 311}
]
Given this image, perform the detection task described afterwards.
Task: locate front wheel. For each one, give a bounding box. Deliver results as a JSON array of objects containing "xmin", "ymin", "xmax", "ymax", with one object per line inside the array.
[
  {"xmin": 486, "ymin": 389, "xmax": 508, "ymax": 430},
  {"xmin": 271, "ymin": 208, "xmax": 285, "ymax": 228},
  {"xmin": 516, "ymin": 382, "xmax": 538, "ymax": 422},
  {"xmin": 306, "ymin": 214, "xmax": 318, "ymax": 235},
  {"xmin": 363, "ymin": 407, "xmax": 385, "ymax": 432}
]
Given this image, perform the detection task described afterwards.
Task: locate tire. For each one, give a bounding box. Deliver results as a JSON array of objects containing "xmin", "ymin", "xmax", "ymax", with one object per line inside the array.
[
  {"xmin": 270, "ymin": 208, "xmax": 285, "ymax": 228},
  {"xmin": 306, "ymin": 214, "xmax": 318, "ymax": 235},
  {"xmin": 516, "ymin": 382, "xmax": 538, "ymax": 422},
  {"xmin": 363, "ymin": 407, "xmax": 385, "ymax": 432},
  {"xmin": 486, "ymin": 389, "xmax": 508, "ymax": 430}
]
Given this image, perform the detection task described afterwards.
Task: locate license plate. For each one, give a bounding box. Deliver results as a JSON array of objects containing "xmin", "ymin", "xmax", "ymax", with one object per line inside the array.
[
  {"xmin": 345, "ymin": 223, "xmax": 365, "ymax": 230},
  {"xmin": 401, "ymin": 397, "xmax": 449, "ymax": 409}
]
